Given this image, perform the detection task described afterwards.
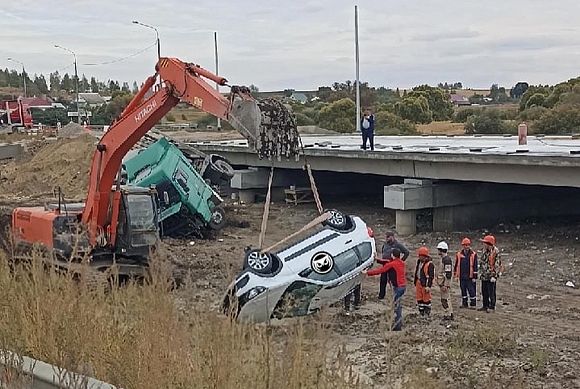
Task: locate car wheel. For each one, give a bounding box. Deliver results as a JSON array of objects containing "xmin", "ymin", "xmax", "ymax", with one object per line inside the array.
[
  {"xmin": 244, "ymin": 249, "xmax": 273, "ymax": 274},
  {"xmin": 323, "ymin": 209, "xmax": 348, "ymax": 230},
  {"xmin": 209, "ymin": 206, "xmax": 226, "ymax": 230}
]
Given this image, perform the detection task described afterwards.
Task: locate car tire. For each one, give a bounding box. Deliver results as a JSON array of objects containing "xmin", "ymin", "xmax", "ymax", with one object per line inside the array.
[
  {"xmin": 203, "ymin": 155, "xmax": 234, "ymax": 186},
  {"xmin": 209, "ymin": 206, "xmax": 226, "ymax": 230},
  {"xmin": 244, "ymin": 249, "xmax": 273, "ymax": 274},
  {"xmin": 322, "ymin": 209, "xmax": 348, "ymax": 230}
]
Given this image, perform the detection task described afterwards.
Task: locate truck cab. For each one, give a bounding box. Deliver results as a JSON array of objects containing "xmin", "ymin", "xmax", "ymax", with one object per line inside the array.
[{"xmin": 122, "ymin": 137, "xmax": 226, "ymax": 237}]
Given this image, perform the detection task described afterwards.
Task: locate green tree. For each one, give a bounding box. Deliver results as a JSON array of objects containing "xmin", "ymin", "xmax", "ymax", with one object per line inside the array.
[
  {"xmin": 519, "ymin": 86, "xmax": 550, "ymax": 111},
  {"xmin": 408, "ymin": 85, "xmax": 453, "ymax": 121},
  {"xmin": 374, "ymin": 110, "xmax": 416, "ymax": 135},
  {"xmin": 535, "ymin": 106, "xmax": 580, "ymax": 134},
  {"xmin": 61, "ymin": 73, "xmax": 72, "ymax": 92},
  {"xmin": 90, "ymin": 77, "xmax": 99, "ymax": 93},
  {"xmin": 295, "ymin": 112, "xmax": 315, "ymax": 126},
  {"xmin": 464, "ymin": 110, "xmax": 512, "ymax": 134},
  {"xmin": 132, "ymin": 81, "xmax": 139, "ymax": 94},
  {"xmin": 49, "ymin": 71, "xmax": 61, "ymax": 92},
  {"xmin": 33, "ymin": 74, "xmax": 49, "ymax": 94},
  {"xmin": 80, "ymin": 75, "xmax": 90, "ymax": 92},
  {"xmin": 318, "ymin": 98, "xmax": 355, "ymax": 133},
  {"xmin": 510, "ymin": 82, "xmax": 529, "ymax": 99},
  {"xmin": 395, "ymin": 95, "xmax": 432, "ymax": 124},
  {"xmin": 525, "ymin": 93, "xmax": 547, "ymax": 109}
]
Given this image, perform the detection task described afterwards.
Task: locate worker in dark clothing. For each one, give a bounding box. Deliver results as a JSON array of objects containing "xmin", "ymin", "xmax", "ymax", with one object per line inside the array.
[
  {"xmin": 377, "ymin": 231, "xmax": 409, "ymax": 300},
  {"xmin": 454, "ymin": 238, "xmax": 478, "ymax": 308},
  {"xmin": 360, "ymin": 108, "xmax": 375, "ymax": 151},
  {"xmin": 343, "ymin": 284, "xmax": 361, "ymax": 314},
  {"xmin": 479, "ymin": 235, "xmax": 503, "ymax": 313},
  {"xmin": 436, "ymin": 241, "xmax": 454, "ymax": 321},
  {"xmin": 363, "ymin": 248, "xmax": 406, "ymax": 330},
  {"xmin": 414, "ymin": 247, "xmax": 435, "ymax": 317}
]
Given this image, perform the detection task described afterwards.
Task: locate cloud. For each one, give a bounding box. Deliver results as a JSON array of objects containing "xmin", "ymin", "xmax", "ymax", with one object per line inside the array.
[{"xmin": 0, "ymin": 0, "xmax": 579, "ymax": 90}]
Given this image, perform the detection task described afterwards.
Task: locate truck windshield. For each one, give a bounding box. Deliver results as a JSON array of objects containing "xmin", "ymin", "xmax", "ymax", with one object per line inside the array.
[{"xmin": 127, "ymin": 194, "xmax": 156, "ymax": 231}]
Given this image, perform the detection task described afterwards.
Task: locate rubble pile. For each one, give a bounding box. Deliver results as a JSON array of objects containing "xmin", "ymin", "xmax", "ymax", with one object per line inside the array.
[
  {"xmin": 58, "ymin": 122, "xmax": 88, "ymax": 139},
  {"xmin": 0, "ymin": 135, "xmax": 96, "ymax": 199}
]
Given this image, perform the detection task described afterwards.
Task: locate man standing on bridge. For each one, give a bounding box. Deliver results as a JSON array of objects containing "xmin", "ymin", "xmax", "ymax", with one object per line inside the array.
[
  {"xmin": 378, "ymin": 231, "xmax": 409, "ymax": 300},
  {"xmin": 360, "ymin": 108, "xmax": 375, "ymax": 151}
]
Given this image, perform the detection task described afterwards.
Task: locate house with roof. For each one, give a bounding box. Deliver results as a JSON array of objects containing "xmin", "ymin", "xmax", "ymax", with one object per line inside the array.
[
  {"xmin": 290, "ymin": 92, "xmax": 308, "ymax": 104},
  {"xmin": 450, "ymin": 94, "xmax": 471, "ymax": 107},
  {"xmin": 77, "ymin": 93, "xmax": 106, "ymax": 108}
]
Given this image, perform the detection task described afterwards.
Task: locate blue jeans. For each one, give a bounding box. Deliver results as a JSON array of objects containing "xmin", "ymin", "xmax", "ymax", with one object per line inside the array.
[{"xmin": 393, "ymin": 286, "xmax": 406, "ymax": 331}]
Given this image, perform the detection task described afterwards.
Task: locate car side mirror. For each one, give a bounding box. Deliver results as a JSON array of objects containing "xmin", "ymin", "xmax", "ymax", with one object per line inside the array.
[{"xmin": 163, "ymin": 191, "xmax": 169, "ymax": 204}]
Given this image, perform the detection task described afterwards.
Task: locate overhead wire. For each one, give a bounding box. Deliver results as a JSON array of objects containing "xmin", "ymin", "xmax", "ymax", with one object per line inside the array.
[{"xmin": 81, "ymin": 41, "xmax": 157, "ymax": 66}]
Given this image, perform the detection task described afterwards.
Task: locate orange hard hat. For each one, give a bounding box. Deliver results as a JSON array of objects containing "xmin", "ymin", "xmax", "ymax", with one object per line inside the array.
[
  {"xmin": 417, "ymin": 246, "xmax": 430, "ymax": 257},
  {"xmin": 481, "ymin": 235, "xmax": 496, "ymax": 245},
  {"xmin": 461, "ymin": 238, "xmax": 471, "ymax": 246}
]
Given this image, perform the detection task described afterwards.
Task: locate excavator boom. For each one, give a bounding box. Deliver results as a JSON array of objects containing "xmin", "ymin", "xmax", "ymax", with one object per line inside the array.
[{"xmin": 82, "ymin": 57, "xmax": 300, "ymax": 246}]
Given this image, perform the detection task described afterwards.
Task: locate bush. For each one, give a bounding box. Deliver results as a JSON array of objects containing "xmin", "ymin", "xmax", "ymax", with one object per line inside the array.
[
  {"xmin": 395, "ymin": 96, "xmax": 432, "ymax": 124},
  {"xmin": 518, "ymin": 106, "xmax": 549, "ymax": 122},
  {"xmin": 535, "ymin": 107, "xmax": 580, "ymax": 134},
  {"xmin": 318, "ymin": 98, "xmax": 355, "ymax": 133},
  {"xmin": 453, "ymin": 107, "xmax": 483, "ymax": 123},
  {"xmin": 525, "ymin": 93, "xmax": 547, "ymax": 110},
  {"xmin": 295, "ymin": 112, "xmax": 315, "ymax": 126},
  {"xmin": 464, "ymin": 110, "xmax": 512, "ymax": 134},
  {"xmin": 375, "ymin": 111, "xmax": 416, "ymax": 135}
]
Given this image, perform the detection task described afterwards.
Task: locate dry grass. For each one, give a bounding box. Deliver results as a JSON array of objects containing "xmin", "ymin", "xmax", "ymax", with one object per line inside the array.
[
  {"xmin": 0, "ymin": 249, "xmax": 360, "ymax": 389},
  {"xmin": 416, "ymin": 121, "xmax": 465, "ymax": 135}
]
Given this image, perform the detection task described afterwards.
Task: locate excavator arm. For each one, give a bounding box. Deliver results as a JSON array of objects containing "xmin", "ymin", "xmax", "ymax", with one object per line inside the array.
[{"xmin": 81, "ymin": 57, "xmax": 300, "ymax": 246}]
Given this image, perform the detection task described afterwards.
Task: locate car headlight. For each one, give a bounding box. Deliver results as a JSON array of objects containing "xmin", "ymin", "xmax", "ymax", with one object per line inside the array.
[{"xmin": 246, "ymin": 286, "xmax": 267, "ymax": 300}]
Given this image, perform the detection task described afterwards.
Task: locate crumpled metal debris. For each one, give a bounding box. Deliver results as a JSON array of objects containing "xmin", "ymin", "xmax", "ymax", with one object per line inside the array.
[{"xmin": 255, "ymin": 98, "xmax": 301, "ymax": 161}]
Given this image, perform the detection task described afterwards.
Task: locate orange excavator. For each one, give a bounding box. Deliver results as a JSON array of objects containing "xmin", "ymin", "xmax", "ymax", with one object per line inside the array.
[{"xmin": 11, "ymin": 57, "xmax": 300, "ymax": 279}]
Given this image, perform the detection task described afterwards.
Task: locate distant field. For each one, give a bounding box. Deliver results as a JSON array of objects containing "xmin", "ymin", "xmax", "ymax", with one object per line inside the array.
[{"xmin": 417, "ymin": 121, "xmax": 465, "ymax": 135}]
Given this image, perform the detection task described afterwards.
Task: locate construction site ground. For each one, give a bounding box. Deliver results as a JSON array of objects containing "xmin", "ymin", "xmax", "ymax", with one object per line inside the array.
[{"xmin": 1, "ymin": 135, "xmax": 579, "ymax": 388}]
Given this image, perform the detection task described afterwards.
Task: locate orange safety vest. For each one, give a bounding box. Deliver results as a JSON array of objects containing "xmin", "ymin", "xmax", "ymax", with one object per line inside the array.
[{"xmin": 455, "ymin": 250, "xmax": 476, "ymax": 278}]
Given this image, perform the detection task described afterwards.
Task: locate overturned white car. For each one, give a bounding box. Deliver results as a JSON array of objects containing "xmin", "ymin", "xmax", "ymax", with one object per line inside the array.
[{"xmin": 223, "ymin": 210, "xmax": 376, "ymax": 323}]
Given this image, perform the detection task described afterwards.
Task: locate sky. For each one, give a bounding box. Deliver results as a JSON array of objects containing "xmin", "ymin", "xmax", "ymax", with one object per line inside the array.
[{"xmin": 1, "ymin": 0, "xmax": 580, "ymax": 91}]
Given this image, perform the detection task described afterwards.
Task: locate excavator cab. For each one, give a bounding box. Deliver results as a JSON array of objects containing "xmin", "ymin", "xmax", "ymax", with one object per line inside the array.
[{"xmin": 112, "ymin": 186, "xmax": 159, "ymax": 259}]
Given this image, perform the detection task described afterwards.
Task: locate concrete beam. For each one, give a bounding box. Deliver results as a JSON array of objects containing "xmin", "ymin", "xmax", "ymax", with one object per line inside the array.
[
  {"xmin": 0, "ymin": 143, "xmax": 23, "ymax": 160},
  {"xmin": 194, "ymin": 146, "xmax": 580, "ymax": 188},
  {"xmin": 231, "ymin": 168, "xmax": 296, "ymax": 189}
]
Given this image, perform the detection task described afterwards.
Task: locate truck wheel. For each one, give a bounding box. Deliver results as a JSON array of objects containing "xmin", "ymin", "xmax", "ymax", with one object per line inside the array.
[
  {"xmin": 209, "ymin": 207, "xmax": 226, "ymax": 230},
  {"xmin": 203, "ymin": 155, "xmax": 234, "ymax": 186}
]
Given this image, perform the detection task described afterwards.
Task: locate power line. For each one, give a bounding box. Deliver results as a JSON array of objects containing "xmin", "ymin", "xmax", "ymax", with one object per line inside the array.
[{"xmin": 81, "ymin": 42, "xmax": 157, "ymax": 66}]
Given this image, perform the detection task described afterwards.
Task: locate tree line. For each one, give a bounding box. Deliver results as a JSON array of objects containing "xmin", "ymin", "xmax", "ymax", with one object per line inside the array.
[{"xmin": 0, "ymin": 68, "xmax": 138, "ymax": 97}]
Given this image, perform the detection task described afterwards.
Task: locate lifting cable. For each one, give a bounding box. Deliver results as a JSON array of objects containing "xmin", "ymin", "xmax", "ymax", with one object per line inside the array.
[{"xmin": 257, "ymin": 135, "xmax": 325, "ymax": 251}]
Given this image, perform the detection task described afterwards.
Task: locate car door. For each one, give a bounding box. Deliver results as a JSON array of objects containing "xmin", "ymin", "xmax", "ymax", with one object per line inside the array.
[{"xmin": 303, "ymin": 248, "xmax": 363, "ymax": 312}]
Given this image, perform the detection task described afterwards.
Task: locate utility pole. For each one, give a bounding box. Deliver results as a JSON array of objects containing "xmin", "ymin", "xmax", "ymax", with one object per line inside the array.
[
  {"xmin": 7, "ymin": 58, "xmax": 27, "ymax": 97},
  {"xmin": 214, "ymin": 31, "xmax": 221, "ymax": 131},
  {"xmin": 133, "ymin": 21, "xmax": 161, "ymax": 89},
  {"xmin": 354, "ymin": 5, "xmax": 361, "ymax": 133},
  {"xmin": 55, "ymin": 45, "xmax": 81, "ymax": 124}
]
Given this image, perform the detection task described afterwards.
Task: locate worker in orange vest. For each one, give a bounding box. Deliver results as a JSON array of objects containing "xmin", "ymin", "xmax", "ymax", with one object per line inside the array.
[
  {"xmin": 454, "ymin": 238, "xmax": 478, "ymax": 308},
  {"xmin": 478, "ymin": 235, "xmax": 503, "ymax": 313},
  {"xmin": 414, "ymin": 247, "xmax": 435, "ymax": 317}
]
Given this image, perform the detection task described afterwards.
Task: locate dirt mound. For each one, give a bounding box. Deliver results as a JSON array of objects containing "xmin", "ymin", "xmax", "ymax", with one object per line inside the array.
[
  {"xmin": 58, "ymin": 122, "xmax": 88, "ymax": 138},
  {"xmin": 0, "ymin": 135, "xmax": 96, "ymax": 199}
]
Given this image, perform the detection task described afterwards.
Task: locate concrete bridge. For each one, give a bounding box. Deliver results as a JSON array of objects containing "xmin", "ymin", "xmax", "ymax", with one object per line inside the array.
[{"xmin": 191, "ymin": 135, "xmax": 580, "ymax": 234}]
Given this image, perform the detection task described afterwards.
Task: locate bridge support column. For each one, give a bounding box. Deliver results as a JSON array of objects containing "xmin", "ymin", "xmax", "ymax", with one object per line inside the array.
[
  {"xmin": 395, "ymin": 210, "xmax": 417, "ymax": 235},
  {"xmin": 386, "ymin": 180, "xmax": 580, "ymax": 234}
]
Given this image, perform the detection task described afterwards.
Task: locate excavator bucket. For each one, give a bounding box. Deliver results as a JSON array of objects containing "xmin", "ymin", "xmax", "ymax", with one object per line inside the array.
[{"xmin": 229, "ymin": 97, "xmax": 302, "ymax": 161}]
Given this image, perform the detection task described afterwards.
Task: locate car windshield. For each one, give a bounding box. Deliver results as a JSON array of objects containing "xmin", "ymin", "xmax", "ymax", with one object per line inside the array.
[{"xmin": 127, "ymin": 194, "xmax": 156, "ymax": 231}]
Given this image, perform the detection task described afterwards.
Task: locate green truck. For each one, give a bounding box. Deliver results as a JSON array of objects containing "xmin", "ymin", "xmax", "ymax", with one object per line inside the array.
[{"xmin": 123, "ymin": 137, "xmax": 229, "ymax": 238}]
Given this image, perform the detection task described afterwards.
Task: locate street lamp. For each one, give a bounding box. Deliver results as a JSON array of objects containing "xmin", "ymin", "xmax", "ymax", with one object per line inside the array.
[
  {"xmin": 132, "ymin": 20, "xmax": 161, "ymax": 62},
  {"xmin": 7, "ymin": 57, "xmax": 27, "ymax": 97},
  {"xmin": 54, "ymin": 45, "xmax": 81, "ymax": 124}
]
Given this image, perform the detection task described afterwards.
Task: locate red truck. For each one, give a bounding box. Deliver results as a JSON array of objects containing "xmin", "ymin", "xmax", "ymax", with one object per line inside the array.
[{"xmin": 0, "ymin": 99, "xmax": 33, "ymax": 132}]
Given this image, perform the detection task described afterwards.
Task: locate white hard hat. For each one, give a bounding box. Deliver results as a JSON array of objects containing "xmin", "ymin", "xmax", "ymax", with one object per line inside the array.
[{"xmin": 437, "ymin": 241, "xmax": 448, "ymax": 251}]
